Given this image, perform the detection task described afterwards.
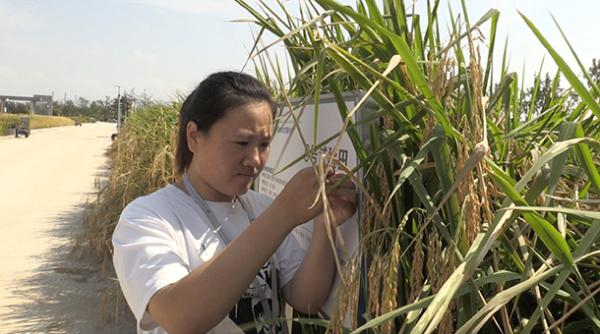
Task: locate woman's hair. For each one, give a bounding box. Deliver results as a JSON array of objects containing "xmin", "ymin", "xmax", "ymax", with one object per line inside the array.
[{"xmin": 175, "ymin": 71, "xmax": 276, "ymax": 175}]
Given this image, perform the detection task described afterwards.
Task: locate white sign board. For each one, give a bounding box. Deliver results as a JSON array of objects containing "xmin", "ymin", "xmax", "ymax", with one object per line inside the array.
[{"xmin": 258, "ymin": 93, "xmax": 363, "ymax": 323}]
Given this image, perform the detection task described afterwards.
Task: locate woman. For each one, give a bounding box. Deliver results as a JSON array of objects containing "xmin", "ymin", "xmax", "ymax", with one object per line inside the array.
[{"xmin": 112, "ymin": 71, "xmax": 358, "ymax": 334}]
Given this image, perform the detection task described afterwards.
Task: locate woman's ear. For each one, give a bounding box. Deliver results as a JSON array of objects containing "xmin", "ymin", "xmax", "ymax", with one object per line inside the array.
[{"xmin": 186, "ymin": 121, "xmax": 199, "ymax": 153}]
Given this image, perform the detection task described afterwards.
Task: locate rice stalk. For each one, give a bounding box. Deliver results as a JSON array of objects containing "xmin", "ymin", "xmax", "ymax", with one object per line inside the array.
[{"xmin": 236, "ymin": 0, "xmax": 600, "ymax": 330}]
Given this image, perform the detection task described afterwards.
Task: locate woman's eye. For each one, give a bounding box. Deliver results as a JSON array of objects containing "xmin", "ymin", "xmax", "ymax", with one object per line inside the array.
[
  {"xmin": 235, "ymin": 141, "xmax": 248, "ymax": 146},
  {"xmin": 260, "ymin": 142, "xmax": 270, "ymax": 148}
]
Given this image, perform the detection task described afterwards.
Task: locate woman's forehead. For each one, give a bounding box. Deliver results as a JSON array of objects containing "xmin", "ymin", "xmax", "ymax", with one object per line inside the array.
[
  {"xmin": 223, "ymin": 102, "xmax": 273, "ymax": 123},
  {"xmin": 210, "ymin": 102, "xmax": 273, "ymax": 135}
]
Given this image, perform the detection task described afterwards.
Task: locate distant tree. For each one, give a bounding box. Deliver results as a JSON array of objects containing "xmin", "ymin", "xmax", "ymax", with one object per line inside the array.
[
  {"xmin": 52, "ymin": 101, "xmax": 64, "ymax": 116},
  {"xmin": 103, "ymin": 96, "xmax": 115, "ymax": 121},
  {"xmin": 76, "ymin": 97, "xmax": 90, "ymax": 109},
  {"xmin": 61, "ymin": 100, "xmax": 81, "ymax": 116},
  {"xmin": 589, "ymin": 58, "xmax": 600, "ymax": 87},
  {"xmin": 33, "ymin": 88, "xmax": 160, "ymax": 121},
  {"xmin": 520, "ymin": 59, "xmax": 600, "ymax": 118},
  {"xmin": 560, "ymin": 58, "xmax": 600, "ymax": 109},
  {"xmin": 89, "ymin": 100, "xmax": 109, "ymax": 120},
  {"xmin": 136, "ymin": 90, "xmax": 154, "ymax": 109},
  {"xmin": 110, "ymin": 92, "xmax": 134, "ymax": 121},
  {"xmin": 520, "ymin": 72, "xmax": 558, "ymax": 117}
]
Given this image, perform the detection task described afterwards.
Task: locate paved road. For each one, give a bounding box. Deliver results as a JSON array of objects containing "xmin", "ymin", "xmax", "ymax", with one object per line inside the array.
[{"xmin": 0, "ymin": 122, "xmax": 135, "ymax": 333}]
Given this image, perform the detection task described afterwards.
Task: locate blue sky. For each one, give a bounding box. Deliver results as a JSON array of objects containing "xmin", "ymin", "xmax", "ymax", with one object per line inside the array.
[{"xmin": 0, "ymin": 0, "xmax": 598, "ymax": 102}]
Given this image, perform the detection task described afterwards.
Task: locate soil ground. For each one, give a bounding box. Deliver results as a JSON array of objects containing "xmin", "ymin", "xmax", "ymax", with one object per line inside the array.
[{"xmin": 0, "ymin": 122, "xmax": 136, "ymax": 333}]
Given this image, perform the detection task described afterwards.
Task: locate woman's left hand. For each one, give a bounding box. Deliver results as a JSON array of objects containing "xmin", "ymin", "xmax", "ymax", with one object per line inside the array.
[{"xmin": 325, "ymin": 173, "xmax": 358, "ymax": 226}]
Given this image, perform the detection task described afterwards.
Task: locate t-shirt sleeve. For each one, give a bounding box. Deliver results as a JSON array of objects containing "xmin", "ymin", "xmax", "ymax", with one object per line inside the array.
[
  {"xmin": 275, "ymin": 231, "xmax": 307, "ymax": 288},
  {"xmin": 112, "ymin": 201, "xmax": 190, "ymax": 331}
]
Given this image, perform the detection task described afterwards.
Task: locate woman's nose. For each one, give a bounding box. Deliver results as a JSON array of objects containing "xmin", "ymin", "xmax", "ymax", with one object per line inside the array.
[{"xmin": 243, "ymin": 146, "xmax": 262, "ymax": 167}]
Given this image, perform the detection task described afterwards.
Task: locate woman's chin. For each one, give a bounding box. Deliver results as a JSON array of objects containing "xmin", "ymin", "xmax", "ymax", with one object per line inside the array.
[
  {"xmin": 236, "ymin": 186, "xmax": 251, "ymax": 196},
  {"xmin": 228, "ymin": 185, "xmax": 251, "ymax": 198}
]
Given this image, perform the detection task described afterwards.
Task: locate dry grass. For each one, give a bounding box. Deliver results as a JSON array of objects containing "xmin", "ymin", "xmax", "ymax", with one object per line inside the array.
[
  {"xmin": 0, "ymin": 114, "xmax": 74, "ymax": 134},
  {"xmin": 72, "ymin": 103, "xmax": 178, "ymax": 324}
]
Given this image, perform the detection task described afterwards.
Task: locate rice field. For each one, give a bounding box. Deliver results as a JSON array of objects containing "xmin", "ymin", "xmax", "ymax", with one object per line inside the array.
[
  {"xmin": 239, "ymin": 0, "xmax": 600, "ymax": 332},
  {"xmin": 78, "ymin": 0, "xmax": 600, "ymax": 332}
]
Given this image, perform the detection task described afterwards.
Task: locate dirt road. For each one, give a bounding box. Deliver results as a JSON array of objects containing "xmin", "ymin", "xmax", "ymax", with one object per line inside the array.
[{"xmin": 0, "ymin": 122, "xmax": 135, "ymax": 333}]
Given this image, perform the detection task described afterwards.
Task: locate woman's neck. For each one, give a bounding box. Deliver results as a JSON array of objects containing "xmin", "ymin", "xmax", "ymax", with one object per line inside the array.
[{"xmin": 183, "ymin": 172, "xmax": 233, "ymax": 202}]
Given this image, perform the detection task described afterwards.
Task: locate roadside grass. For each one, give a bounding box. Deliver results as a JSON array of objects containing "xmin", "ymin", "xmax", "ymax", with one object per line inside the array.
[
  {"xmin": 73, "ymin": 103, "xmax": 178, "ymax": 325},
  {"xmin": 0, "ymin": 114, "xmax": 75, "ymax": 135}
]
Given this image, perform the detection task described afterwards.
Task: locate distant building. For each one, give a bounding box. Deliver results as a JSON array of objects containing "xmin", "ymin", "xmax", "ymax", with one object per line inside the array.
[{"xmin": 0, "ymin": 94, "xmax": 53, "ymax": 115}]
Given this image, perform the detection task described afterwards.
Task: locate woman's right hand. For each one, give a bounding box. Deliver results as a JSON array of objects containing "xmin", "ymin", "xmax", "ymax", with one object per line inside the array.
[{"xmin": 273, "ymin": 167, "xmax": 328, "ymax": 227}]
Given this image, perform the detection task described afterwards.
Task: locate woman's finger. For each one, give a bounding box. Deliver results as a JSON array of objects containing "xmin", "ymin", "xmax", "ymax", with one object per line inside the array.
[{"xmin": 326, "ymin": 174, "xmax": 356, "ymax": 192}]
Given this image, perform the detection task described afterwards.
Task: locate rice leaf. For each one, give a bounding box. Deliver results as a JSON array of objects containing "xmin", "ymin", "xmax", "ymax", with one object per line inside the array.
[{"xmin": 519, "ymin": 11, "xmax": 600, "ymax": 119}]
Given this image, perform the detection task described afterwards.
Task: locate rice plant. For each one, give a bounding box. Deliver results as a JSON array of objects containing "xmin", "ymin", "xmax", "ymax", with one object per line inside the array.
[{"xmin": 236, "ymin": 0, "xmax": 600, "ymax": 333}]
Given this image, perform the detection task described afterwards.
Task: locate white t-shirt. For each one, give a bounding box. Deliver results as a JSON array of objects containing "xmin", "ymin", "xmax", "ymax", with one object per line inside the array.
[{"xmin": 112, "ymin": 184, "xmax": 306, "ymax": 334}]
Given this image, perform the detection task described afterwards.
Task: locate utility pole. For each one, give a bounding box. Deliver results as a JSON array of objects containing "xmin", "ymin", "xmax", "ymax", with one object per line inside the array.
[{"xmin": 116, "ymin": 85, "xmax": 121, "ymax": 132}]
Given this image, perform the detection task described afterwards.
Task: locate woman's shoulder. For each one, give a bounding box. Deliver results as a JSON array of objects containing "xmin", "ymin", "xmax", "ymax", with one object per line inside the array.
[
  {"xmin": 121, "ymin": 184, "xmax": 190, "ymax": 218},
  {"xmin": 114, "ymin": 184, "xmax": 202, "ymax": 243}
]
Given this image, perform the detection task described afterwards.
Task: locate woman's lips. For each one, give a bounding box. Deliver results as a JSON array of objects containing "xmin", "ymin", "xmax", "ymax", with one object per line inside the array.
[{"xmin": 237, "ymin": 170, "xmax": 257, "ymax": 178}]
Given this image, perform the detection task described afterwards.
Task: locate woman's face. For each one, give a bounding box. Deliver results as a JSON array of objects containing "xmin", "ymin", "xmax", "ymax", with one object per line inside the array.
[{"xmin": 186, "ymin": 101, "xmax": 273, "ymax": 201}]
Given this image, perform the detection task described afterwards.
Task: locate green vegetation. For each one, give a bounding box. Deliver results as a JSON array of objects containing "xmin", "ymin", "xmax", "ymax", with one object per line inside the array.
[
  {"xmin": 238, "ymin": 0, "xmax": 600, "ymax": 333},
  {"xmin": 51, "ymin": 92, "xmax": 139, "ymax": 121},
  {"xmin": 0, "ymin": 114, "xmax": 75, "ymax": 135},
  {"xmin": 76, "ymin": 1, "xmax": 600, "ymax": 332}
]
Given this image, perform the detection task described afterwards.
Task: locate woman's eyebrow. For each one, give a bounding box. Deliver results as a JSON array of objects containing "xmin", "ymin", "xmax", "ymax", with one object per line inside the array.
[{"xmin": 233, "ymin": 128, "xmax": 272, "ymax": 137}]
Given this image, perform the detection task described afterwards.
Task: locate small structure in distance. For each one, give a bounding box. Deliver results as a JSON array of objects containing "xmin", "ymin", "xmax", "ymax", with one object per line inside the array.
[{"xmin": 0, "ymin": 94, "xmax": 53, "ymax": 115}]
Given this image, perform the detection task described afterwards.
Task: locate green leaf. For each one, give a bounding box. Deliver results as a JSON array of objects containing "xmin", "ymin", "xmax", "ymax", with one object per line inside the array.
[
  {"xmin": 488, "ymin": 162, "xmax": 574, "ymax": 267},
  {"xmin": 574, "ymin": 124, "xmax": 600, "ymax": 194},
  {"xmin": 315, "ymin": 0, "xmax": 452, "ymax": 133},
  {"xmin": 520, "ymin": 12, "xmax": 600, "ymax": 119}
]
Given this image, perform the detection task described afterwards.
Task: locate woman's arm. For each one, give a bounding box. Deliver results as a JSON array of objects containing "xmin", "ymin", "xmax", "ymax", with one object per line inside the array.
[
  {"xmin": 284, "ymin": 175, "xmax": 358, "ymax": 314},
  {"xmin": 149, "ymin": 202, "xmax": 294, "ymax": 333},
  {"xmin": 282, "ymin": 216, "xmax": 336, "ymax": 314},
  {"xmin": 147, "ymin": 168, "xmax": 327, "ymax": 333}
]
